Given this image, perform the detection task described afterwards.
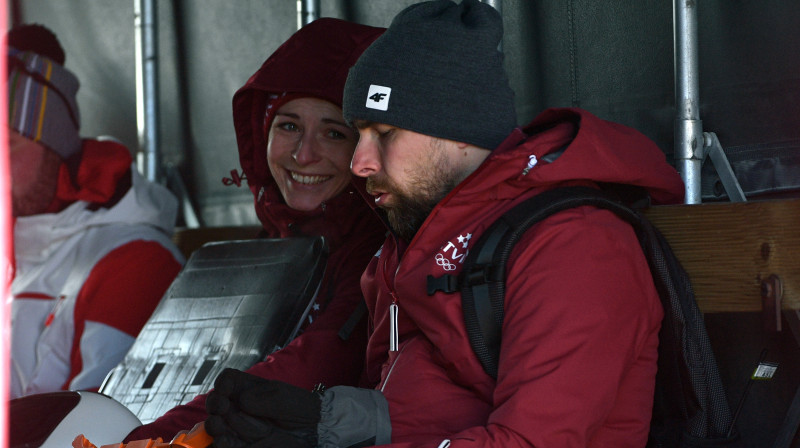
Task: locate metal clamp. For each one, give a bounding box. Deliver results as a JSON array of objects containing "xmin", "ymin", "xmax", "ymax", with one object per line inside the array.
[{"xmin": 703, "ymin": 132, "xmax": 747, "ymax": 202}]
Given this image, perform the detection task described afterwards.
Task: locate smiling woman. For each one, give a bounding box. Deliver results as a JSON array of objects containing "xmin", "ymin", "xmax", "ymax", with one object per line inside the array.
[
  {"xmin": 266, "ymin": 97, "xmax": 358, "ymax": 212},
  {"xmin": 124, "ymin": 18, "xmax": 387, "ymax": 442}
]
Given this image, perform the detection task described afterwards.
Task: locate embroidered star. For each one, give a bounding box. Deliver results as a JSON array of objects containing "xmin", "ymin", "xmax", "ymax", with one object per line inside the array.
[
  {"xmin": 313, "ymin": 303, "xmax": 320, "ymax": 311},
  {"xmin": 462, "ymin": 233, "xmax": 472, "ymax": 248}
]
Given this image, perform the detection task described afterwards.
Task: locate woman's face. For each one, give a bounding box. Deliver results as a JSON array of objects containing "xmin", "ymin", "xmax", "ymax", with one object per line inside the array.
[{"xmin": 266, "ymin": 97, "xmax": 358, "ymax": 212}]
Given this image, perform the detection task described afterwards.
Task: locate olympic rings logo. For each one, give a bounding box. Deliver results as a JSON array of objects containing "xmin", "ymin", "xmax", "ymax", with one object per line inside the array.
[{"xmin": 435, "ymin": 253, "xmax": 457, "ymax": 271}]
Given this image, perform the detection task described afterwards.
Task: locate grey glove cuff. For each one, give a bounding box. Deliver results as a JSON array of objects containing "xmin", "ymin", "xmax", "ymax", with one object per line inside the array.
[{"xmin": 317, "ymin": 386, "xmax": 391, "ymax": 448}]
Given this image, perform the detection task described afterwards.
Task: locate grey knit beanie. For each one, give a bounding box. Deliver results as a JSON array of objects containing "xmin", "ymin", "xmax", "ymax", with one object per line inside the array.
[
  {"xmin": 7, "ymin": 46, "xmax": 81, "ymax": 159},
  {"xmin": 343, "ymin": 0, "xmax": 516, "ymax": 151}
]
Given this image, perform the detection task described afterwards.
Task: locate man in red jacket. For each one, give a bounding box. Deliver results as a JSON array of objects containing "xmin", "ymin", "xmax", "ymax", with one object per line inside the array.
[{"xmin": 204, "ymin": 1, "xmax": 685, "ymax": 447}]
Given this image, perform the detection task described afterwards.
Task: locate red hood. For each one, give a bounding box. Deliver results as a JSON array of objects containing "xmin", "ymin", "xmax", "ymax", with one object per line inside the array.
[
  {"xmin": 230, "ymin": 18, "xmax": 385, "ymax": 236},
  {"xmin": 452, "ymin": 108, "xmax": 685, "ymax": 208}
]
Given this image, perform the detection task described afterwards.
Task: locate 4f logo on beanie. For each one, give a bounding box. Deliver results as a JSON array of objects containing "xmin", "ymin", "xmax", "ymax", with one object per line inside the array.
[{"xmin": 366, "ymin": 85, "xmax": 391, "ymax": 111}]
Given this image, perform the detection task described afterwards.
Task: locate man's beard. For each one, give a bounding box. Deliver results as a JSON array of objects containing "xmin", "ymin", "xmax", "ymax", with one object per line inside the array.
[{"xmin": 367, "ymin": 148, "xmax": 463, "ymax": 243}]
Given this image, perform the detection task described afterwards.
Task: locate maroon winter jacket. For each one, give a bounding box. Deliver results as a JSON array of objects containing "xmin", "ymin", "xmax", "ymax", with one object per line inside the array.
[
  {"xmin": 360, "ymin": 108, "xmax": 684, "ymax": 447},
  {"xmin": 125, "ymin": 18, "xmax": 385, "ymax": 441}
]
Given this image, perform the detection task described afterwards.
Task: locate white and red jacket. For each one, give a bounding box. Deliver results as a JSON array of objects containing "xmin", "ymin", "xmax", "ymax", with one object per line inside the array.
[
  {"xmin": 361, "ymin": 108, "xmax": 686, "ymax": 447},
  {"xmin": 11, "ymin": 139, "xmax": 184, "ymax": 399}
]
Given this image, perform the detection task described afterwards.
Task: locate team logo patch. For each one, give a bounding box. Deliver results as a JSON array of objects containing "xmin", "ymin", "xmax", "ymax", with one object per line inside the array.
[
  {"xmin": 435, "ymin": 233, "xmax": 472, "ymax": 272},
  {"xmin": 366, "ymin": 84, "xmax": 391, "ymax": 111}
]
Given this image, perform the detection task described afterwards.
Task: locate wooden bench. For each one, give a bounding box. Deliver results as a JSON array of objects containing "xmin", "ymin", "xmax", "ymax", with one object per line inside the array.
[
  {"xmin": 168, "ymin": 199, "xmax": 800, "ymax": 315},
  {"xmin": 645, "ymin": 197, "xmax": 800, "ymax": 314},
  {"xmin": 171, "ymin": 225, "xmax": 263, "ymax": 259},
  {"xmin": 645, "ymin": 197, "xmax": 800, "ymax": 447}
]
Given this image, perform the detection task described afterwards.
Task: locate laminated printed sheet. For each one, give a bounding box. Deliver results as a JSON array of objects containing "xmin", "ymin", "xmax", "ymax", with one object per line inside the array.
[{"xmin": 100, "ymin": 237, "xmax": 328, "ymax": 423}]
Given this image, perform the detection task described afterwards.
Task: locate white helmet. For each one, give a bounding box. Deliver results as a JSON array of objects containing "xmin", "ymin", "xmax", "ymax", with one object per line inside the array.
[{"xmin": 10, "ymin": 391, "xmax": 142, "ymax": 448}]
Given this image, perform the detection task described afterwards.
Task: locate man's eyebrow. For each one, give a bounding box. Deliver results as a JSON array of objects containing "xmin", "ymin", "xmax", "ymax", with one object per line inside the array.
[{"xmin": 352, "ymin": 119, "xmax": 375, "ymax": 130}]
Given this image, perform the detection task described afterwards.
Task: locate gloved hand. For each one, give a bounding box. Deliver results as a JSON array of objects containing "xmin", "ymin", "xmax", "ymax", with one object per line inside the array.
[
  {"xmin": 205, "ymin": 369, "xmax": 320, "ymax": 448},
  {"xmin": 205, "ymin": 368, "xmax": 391, "ymax": 448}
]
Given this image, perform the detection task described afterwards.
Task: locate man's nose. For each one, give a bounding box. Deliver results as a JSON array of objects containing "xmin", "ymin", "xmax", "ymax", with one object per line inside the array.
[{"xmin": 350, "ymin": 138, "xmax": 380, "ymax": 177}]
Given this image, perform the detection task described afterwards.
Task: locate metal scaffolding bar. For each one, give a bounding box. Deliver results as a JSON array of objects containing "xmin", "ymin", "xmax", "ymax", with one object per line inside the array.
[
  {"xmin": 482, "ymin": 0, "xmax": 503, "ymax": 50},
  {"xmin": 134, "ymin": 0, "xmax": 161, "ymax": 183},
  {"xmin": 674, "ymin": 0, "xmax": 703, "ymax": 204},
  {"xmin": 482, "ymin": 0, "xmax": 502, "ymax": 16},
  {"xmin": 297, "ymin": 0, "xmax": 320, "ymax": 29}
]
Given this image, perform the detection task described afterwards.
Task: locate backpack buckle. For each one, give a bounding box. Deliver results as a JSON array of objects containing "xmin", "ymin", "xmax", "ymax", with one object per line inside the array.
[{"xmin": 426, "ymin": 274, "xmax": 459, "ymax": 295}]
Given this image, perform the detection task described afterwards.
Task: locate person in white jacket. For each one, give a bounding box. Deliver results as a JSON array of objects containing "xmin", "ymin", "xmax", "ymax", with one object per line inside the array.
[{"xmin": 7, "ymin": 24, "xmax": 185, "ymax": 399}]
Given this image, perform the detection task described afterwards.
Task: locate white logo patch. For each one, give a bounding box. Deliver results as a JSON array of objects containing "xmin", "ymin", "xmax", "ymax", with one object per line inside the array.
[
  {"xmin": 435, "ymin": 233, "xmax": 473, "ymax": 272},
  {"xmin": 366, "ymin": 84, "xmax": 391, "ymax": 111}
]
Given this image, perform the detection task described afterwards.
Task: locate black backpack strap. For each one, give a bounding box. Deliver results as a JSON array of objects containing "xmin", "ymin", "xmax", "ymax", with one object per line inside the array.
[
  {"xmin": 459, "ymin": 186, "xmax": 637, "ymax": 379},
  {"xmin": 338, "ymin": 299, "xmax": 368, "ymax": 341}
]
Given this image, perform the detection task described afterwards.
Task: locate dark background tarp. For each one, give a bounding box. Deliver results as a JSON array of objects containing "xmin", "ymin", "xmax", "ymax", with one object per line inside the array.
[
  {"xmin": 15, "ymin": 0, "xmax": 800, "ymax": 224},
  {"xmin": 11, "ymin": 2, "xmax": 800, "ymax": 445}
]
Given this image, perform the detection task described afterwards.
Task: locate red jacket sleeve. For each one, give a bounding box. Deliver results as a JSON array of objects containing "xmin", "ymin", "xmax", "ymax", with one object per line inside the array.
[{"xmin": 66, "ymin": 240, "xmax": 183, "ymax": 391}]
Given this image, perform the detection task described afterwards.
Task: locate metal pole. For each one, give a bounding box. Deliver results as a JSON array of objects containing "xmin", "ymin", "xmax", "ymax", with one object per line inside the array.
[
  {"xmin": 297, "ymin": 0, "xmax": 320, "ymax": 29},
  {"xmin": 482, "ymin": 0, "xmax": 503, "ymax": 50},
  {"xmin": 134, "ymin": 0, "xmax": 161, "ymax": 183},
  {"xmin": 482, "ymin": 0, "xmax": 502, "ymax": 16},
  {"xmin": 674, "ymin": 0, "xmax": 703, "ymax": 204}
]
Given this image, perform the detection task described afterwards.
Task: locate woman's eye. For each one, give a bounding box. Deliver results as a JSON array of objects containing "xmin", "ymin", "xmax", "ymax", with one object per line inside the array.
[{"xmin": 277, "ymin": 122, "xmax": 299, "ymax": 132}]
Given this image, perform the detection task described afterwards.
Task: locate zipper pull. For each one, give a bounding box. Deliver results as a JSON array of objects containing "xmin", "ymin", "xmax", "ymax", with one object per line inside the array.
[
  {"xmin": 521, "ymin": 154, "xmax": 538, "ymax": 176},
  {"xmin": 389, "ymin": 303, "xmax": 399, "ymax": 352}
]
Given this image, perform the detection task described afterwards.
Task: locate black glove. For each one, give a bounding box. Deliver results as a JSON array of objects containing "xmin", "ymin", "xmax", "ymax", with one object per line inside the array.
[
  {"xmin": 205, "ymin": 369, "xmax": 320, "ymax": 448},
  {"xmin": 205, "ymin": 368, "xmax": 391, "ymax": 448}
]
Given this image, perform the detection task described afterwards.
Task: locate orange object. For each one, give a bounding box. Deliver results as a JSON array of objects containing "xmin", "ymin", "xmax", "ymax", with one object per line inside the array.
[
  {"xmin": 72, "ymin": 434, "xmax": 99, "ymax": 448},
  {"xmin": 169, "ymin": 423, "xmax": 214, "ymax": 448},
  {"xmin": 71, "ymin": 423, "xmax": 211, "ymax": 448}
]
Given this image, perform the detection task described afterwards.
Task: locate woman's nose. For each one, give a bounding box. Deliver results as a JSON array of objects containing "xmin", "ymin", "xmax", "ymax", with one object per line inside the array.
[{"xmin": 292, "ymin": 133, "xmax": 322, "ymax": 165}]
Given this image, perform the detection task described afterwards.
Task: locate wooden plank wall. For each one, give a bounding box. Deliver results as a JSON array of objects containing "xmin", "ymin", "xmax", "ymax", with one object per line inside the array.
[
  {"xmin": 645, "ymin": 198, "xmax": 800, "ymax": 313},
  {"xmin": 168, "ymin": 199, "xmax": 800, "ymax": 315},
  {"xmin": 172, "ymin": 226, "xmax": 263, "ymax": 259}
]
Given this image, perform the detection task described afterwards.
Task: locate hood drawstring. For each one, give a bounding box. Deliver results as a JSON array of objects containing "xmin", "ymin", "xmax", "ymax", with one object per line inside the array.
[
  {"xmin": 522, "ymin": 155, "xmax": 538, "ymax": 176},
  {"xmin": 222, "ymin": 169, "xmax": 247, "ymax": 187}
]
